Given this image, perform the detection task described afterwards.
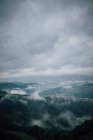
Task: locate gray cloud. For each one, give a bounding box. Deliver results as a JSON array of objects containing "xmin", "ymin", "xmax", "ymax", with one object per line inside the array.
[{"xmin": 0, "ymin": 0, "xmax": 93, "ymax": 79}]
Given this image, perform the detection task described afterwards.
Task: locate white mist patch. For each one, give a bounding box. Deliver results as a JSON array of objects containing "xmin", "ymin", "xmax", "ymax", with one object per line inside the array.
[
  {"xmin": 31, "ymin": 119, "xmax": 44, "ymax": 127},
  {"xmin": 26, "ymin": 84, "xmax": 38, "ymax": 90},
  {"xmin": 42, "ymin": 113, "xmax": 51, "ymax": 121},
  {"xmin": 19, "ymin": 99, "xmax": 27, "ymax": 105},
  {"xmin": 76, "ymin": 115, "xmax": 92, "ymax": 124},
  {"xmin": 26, "ymin": 85, "xmax": 35, "ymax": 90},
  {"xmin": 58, "ymin": 111, "xmax": 92, "ymax": 129},
  {"xmin": 58, "ymin": 110, "xmax": 76, "ymax": 128},
  {"xmin": 60, "ymin": 81, "xmax": 72, "ymax": 89},
  {"xmin": 10, "ymin": 89, "xmax": 27, "ymax": 95},
  {"xmin": 30, "ymin": 91, "xmax": 45, "ymax": 101}
]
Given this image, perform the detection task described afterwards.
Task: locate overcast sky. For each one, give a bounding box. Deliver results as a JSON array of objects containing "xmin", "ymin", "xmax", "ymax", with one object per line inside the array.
[{"xmin": 0, "ymin": 0, "xmax": 93, "ymax": 80}]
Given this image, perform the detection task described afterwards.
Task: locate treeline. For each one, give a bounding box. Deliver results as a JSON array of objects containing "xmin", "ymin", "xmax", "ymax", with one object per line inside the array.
[{"xmin": 0, "ymin": 118, "xmax": 93, "ymax": 140}]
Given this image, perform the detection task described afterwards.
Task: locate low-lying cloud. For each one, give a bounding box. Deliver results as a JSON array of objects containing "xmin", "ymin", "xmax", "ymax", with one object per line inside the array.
[{"xmin": 30, "ymin": 91, "xmax": 46, "ymax": 101}]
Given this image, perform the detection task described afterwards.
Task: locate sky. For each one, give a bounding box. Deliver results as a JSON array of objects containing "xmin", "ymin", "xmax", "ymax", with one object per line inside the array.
[{"xmin": 0, "ymin": 0, "xmax": 93, "ymax": 80}]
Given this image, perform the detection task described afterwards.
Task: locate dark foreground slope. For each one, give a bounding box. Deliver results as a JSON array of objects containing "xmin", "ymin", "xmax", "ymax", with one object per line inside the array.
[{"xmin": 0, "ymin": 119, "xmax": 93, "ymax": 140}]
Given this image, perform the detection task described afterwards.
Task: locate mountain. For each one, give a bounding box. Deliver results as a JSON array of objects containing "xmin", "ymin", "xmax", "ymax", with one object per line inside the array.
[{"xmin": 0, "ymin": 81, "xmax": 93, "ymax": 139}]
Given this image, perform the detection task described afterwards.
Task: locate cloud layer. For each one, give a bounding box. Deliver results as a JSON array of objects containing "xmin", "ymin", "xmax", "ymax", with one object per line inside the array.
[{"xmin": 0, "ymin": 0, "xmax": 93, "ymax": 79}]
